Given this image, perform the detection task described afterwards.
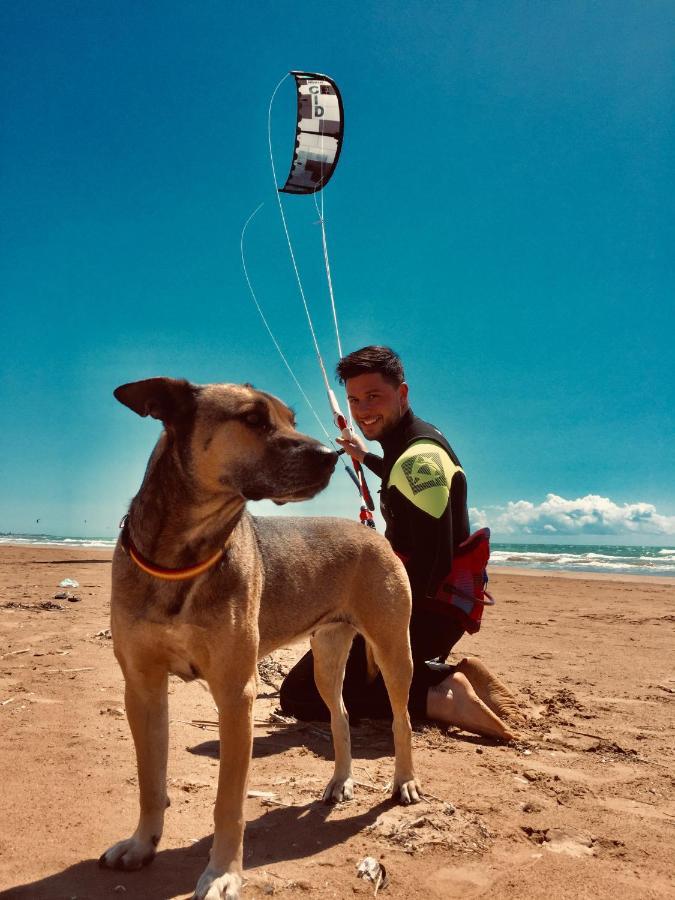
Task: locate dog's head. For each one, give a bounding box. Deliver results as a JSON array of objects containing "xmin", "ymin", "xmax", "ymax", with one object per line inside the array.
[{"xmin": 114, "ymin": 377, "xmax": 338, "ymax": 504}]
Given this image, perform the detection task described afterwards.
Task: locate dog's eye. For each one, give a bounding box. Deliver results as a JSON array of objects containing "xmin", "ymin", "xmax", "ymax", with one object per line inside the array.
[{"xmin": 243, "ymin": 411, "xmax": 270, "ymax": 430}]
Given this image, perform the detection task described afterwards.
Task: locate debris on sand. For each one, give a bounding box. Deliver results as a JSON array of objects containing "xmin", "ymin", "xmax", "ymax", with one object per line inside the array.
[
  {"xmin": 263, "ymin": 710, "xmax": 300, "ymax": 727},
  {"xmin": 584, "ymin": 738, "xmax": 638, "ymax": 757},
  {"xmin": 257, "ymin": 657, "xmax": 289, "ymax": 690},
  {"xmin": 176, "ymin": 718, "xmax": 219, "ymax": 731},
  {"xmin": 169, "ymin": 778, "xmax": 210, "ymax": 793},
  {"xmin": 656, "ymin": 683, "xmax": 675, "ymax": 695},
  {"xmin": 541, "ymin": 688, "xmax": 584, "ymax": 716},
  {"xmin": 1, "ymin": 600, "xmax": 63, "ymax": 611},
  {"xmin": 365, "ymin": 800, "xmax": 492, "ymax": 855},
  {"xmin": 356, "ymin": 857, "xmax": 389, "ymax": 895}
]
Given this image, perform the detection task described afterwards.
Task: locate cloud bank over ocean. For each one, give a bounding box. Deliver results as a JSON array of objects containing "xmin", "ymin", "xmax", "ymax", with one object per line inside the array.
[{"xmin": 471, "ymin": 494, "xmax": 675, "ymax": 537}]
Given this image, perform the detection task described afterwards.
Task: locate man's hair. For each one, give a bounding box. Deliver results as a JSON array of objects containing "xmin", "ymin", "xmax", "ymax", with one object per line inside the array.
[{"xmin": 336, "ymin": 346, "xmax": 405, "ymax": 388}]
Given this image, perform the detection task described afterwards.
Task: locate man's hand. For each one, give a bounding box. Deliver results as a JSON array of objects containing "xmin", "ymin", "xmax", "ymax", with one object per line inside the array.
[{"xmin": 336, "ymin": 432, "xmax": 368, "ymax": 463}]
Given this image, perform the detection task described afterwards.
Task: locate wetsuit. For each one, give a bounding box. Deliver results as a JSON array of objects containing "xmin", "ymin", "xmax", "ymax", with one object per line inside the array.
[{"xmin": 280, "ymin": 408, "xmax": 472, "ymax": 720}]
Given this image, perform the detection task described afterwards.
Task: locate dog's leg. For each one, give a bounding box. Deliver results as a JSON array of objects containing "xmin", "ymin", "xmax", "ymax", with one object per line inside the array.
[
  {"xmin": 367, "ymin": 632, "xmax": 422, "ymax": 805},
  {"xmin": 99, "ymin": 663, "xmax": 169, "ymax": 870},
  {"xmin": 310, "ymin": 623, "xmax": 357, "ymax": 803},
  {"xmin": 193, "ymin": 669, "xmax": 257, "ymax": 900}
]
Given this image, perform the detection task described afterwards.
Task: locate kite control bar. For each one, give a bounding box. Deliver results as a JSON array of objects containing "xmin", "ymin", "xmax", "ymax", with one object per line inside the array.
[{"xmin": 327, "ymin": 389, "xmax": 375, "ymax": 511}]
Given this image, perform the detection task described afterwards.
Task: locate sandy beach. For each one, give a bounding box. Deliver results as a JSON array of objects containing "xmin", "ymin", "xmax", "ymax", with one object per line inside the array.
[{"xmin": 0, "ymin": 543, "xmax": 673, "ymax": 899}]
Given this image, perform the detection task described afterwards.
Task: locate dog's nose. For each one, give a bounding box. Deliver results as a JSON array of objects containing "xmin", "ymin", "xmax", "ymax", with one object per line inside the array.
[{"xmin": 315, "ymin": 445, "xmax": 339, "ymax": 469}]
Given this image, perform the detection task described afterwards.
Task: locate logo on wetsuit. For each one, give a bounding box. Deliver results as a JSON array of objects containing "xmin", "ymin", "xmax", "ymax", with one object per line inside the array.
[{"xmin": 401, "ymin": 451, "xmax": 448, "ymax": 495}]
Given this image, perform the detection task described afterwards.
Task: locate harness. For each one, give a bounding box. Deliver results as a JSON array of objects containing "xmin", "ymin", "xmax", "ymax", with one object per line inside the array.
[{"xmin": 435, "ymin": 527, "xmax": 495, "ymax": 634}]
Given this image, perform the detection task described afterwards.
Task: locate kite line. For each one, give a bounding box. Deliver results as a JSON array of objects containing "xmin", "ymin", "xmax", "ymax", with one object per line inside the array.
[{"xmin": 240, "ymin": 206, "xmax": 363, "ymax": 498}]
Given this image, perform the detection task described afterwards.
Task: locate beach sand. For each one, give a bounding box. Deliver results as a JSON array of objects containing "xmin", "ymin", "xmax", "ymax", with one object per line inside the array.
[{"xmin": 0, "ymin": 544, "xmax": 673, "ymax": 899}]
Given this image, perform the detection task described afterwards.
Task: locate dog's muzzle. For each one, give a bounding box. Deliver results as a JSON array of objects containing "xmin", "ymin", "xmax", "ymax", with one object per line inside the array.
[
  {"xmin": 240, "ymin": 442, "xmax": 338, "ymax": 504},
  {"xmin": 275, "ymin": 439, "xmax": 338, "ymax": 472}
]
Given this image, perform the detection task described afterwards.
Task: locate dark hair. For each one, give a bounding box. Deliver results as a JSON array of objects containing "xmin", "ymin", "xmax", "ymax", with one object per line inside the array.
[{"xmin": 336, "ymin": 346, "xmax": 405, "ymax": 388}]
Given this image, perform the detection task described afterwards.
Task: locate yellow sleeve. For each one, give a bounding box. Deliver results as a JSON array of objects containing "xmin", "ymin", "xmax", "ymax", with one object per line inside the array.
[{"xmin": 387, "ymin": 440, "xmax": 463, "ymax": 519}]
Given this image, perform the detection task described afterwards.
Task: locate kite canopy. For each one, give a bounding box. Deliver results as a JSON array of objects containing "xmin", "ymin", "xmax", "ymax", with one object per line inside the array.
[{"xmin": 278, "ymin": 71, "xmax": 344, "ymax": 195}]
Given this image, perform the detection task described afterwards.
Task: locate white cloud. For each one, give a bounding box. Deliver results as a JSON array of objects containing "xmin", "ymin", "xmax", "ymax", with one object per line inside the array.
[{"xmin": 470, "ymin": 494, "xmax": 675, "ymax": 536}]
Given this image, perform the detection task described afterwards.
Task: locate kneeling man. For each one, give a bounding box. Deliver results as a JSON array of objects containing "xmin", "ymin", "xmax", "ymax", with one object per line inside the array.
[{"xmin": 281, "ymin": 346, "xmax": 522, "ymax": 739}]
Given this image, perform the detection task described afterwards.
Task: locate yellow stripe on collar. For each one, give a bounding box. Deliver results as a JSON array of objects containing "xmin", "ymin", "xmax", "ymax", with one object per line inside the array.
[{"xmin": 126, "ymin": 535, "xmax": 225, "ymax": 581}]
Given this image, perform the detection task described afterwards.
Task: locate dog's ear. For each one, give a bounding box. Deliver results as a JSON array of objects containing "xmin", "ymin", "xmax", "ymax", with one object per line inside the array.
[{"xmin": 113, "ymin": 378, "xmax": 197, "ymax": 424}]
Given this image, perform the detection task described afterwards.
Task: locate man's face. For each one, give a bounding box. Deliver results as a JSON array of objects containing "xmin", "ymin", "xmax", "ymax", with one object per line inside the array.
[{"xmin": 345, "ymin": 372, "xmax": 409, "ymax": 442}]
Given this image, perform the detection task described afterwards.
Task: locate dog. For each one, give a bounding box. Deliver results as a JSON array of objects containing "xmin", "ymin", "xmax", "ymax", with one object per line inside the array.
[{"xmin": 99, "ymin": 377, "xmax": 420, "ymax": 900}]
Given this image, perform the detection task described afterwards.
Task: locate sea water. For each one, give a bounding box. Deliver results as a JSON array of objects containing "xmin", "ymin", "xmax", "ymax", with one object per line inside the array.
[
  {"xmin": 0, "ymin": 533, "xmax": 116, "ymax": 551},
  {"xmin": 490, "ymin": 542, "xmax": 675, "ymax": 577},
  {"xmin": 1, "ymin": 532, "xmax": 674, "ymax": 578}
]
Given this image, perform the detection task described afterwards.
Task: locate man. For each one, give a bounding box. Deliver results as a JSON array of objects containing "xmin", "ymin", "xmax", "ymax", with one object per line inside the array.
[{"xmin": 280, "ymin": 346, "xmax": 521, "ymax": 739}]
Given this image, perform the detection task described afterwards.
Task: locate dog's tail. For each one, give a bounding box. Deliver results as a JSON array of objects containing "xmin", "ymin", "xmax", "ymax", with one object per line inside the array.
[{"xmin": 364, "ymin": 640, "xmax": 380, "ymax": 683}]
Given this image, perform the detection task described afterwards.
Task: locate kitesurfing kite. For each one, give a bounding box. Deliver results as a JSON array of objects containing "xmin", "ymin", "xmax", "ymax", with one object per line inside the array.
[{"xmin": 277, "ymin": 72, "xmax": 344, "ymax": 195}]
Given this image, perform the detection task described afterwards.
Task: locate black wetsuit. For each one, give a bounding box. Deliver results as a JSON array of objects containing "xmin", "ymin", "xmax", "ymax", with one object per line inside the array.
[{"xmin": 280, "ymin": 409, "xmax": 471, "ymax": 720}]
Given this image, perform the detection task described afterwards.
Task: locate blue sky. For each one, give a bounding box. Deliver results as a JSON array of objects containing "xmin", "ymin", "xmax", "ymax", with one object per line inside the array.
[{"xmin": 1, "ymin": 1, "xmax": 673, "ymax": 543}]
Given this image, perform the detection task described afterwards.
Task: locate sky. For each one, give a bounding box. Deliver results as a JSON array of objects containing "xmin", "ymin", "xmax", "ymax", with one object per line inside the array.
[{"xmin": 1, "ymin": 1, "xmax": 674, "ymax": 544}]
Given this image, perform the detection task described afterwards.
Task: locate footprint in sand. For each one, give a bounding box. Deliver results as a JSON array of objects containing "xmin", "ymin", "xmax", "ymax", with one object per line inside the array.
[
  {"xmin": 542, "ymin": 827, "xmax": 595, "ymax": 857},
  {"xmin": 524, "ymin": 826, "xmax": 595, "ymax": 858}
]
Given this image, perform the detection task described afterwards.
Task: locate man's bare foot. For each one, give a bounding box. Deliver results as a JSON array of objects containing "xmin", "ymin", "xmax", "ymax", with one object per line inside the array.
[
  {"xmin": 426, "ymin": 672, "xmax": 516, "ymax": 741},
  {"xmin": 456, "ymin": 657, "xmax": 526, "ymax": 724}
]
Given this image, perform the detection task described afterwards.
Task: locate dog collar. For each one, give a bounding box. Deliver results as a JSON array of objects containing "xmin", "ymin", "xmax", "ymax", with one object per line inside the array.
[{"xmin": 120, "ymin": 516, "xmax": 225, "ymax": 581}]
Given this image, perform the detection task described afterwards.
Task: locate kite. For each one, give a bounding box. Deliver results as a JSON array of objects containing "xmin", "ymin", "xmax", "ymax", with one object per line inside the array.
[{"xmin": 278, "ymin": 71, "xmax": 344, "ymax": 195}]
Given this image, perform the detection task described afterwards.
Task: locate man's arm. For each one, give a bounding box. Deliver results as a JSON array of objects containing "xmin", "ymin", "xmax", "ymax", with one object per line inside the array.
[
  {"xmin": 335, "ymin": 434, "xmax": 384, "ymax": 477},
  {"xmin": 362, "ymin": 452, "xmax": 384, "ymax": 477}
]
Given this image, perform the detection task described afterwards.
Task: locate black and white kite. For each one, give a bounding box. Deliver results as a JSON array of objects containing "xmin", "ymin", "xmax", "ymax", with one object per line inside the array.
[{"xmin": 278, "ymin": 71, "xmax": 344, "ymax": 195}]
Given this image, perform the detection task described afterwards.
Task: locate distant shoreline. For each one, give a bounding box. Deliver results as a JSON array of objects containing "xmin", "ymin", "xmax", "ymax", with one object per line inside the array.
[{"xmin": 489, "ymin": 565, "xmax": 675, "ymax": 585}]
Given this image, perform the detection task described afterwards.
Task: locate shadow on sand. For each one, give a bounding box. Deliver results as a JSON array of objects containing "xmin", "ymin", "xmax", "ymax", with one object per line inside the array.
[{"xmin": 0, "ymin": 797, "xmax": 394, "ymax": 899}]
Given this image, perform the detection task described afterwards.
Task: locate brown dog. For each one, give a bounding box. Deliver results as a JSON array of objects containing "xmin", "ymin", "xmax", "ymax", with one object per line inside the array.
[{"xmin": 99, "ymin": 377, "xmax": 420, "ymax": 899}]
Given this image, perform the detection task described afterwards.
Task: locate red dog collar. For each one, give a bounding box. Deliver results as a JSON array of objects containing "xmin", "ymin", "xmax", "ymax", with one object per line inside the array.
[{"xmin": 120, "ymin": 516, "xmax": 225, "ymax": 581}]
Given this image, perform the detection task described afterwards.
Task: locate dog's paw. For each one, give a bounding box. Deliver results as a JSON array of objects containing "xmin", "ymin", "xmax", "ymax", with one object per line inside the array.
[
  {"xmin": 98, "ymin": 835, "xmax": 158, "ymax": 871},
  {"xmin": 194, "ymin": 867, "xmax": 242, "ymax": 900},
  {"xmin": 321, "ymin": 775, "xmax": 354, "ymax": 804},
  {"xmin": 394, "ymin": 778, "xmax": 422, "ymax": 805}
]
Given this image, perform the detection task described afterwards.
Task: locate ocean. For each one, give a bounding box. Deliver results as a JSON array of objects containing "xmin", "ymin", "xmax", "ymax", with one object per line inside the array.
[
  {"xmin": 1, "ymin": 532, "xmax": 674, "ymax": 578},
  {"xmin": 490, "ymin": 542, "xmax": 675, "ymax": 577}
]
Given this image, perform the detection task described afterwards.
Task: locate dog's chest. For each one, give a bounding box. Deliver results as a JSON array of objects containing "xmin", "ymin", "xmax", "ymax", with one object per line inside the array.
[
  {"xmin": 114, "ymin": 613, "xmax": 211, "ymax": 682},
  {"xmin": 163, "ymin": 624, "xmax": 211, "ymax": 680}
]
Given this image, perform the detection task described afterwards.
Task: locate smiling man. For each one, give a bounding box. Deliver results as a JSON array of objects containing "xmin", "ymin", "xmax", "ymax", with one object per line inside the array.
[{"xmin": 280, "ymin": 346, "xmax": 521, "ymax": 739}]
